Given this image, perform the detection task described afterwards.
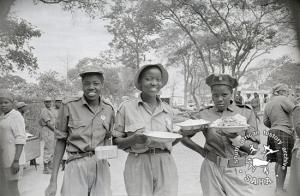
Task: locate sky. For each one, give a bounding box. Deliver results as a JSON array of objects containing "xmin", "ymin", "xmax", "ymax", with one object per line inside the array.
[
  {"xmin": 11, "ymin": 0, "xmax": 112, "ymax": 82},
  {"xmin": 9, "ymin": 0, "xmax": 300, "ymax": 97}
]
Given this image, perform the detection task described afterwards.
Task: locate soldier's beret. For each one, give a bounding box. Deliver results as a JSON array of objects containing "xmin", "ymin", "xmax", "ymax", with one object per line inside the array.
[{"xmin": 205, "ymin": 74, "xmax": 238, "ymax": 88}]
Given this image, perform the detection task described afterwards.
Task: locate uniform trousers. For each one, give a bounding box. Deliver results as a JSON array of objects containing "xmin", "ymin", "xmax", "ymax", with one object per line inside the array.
[{"xmin": 124, "ymin": 152, "xmax": 178, "ymax": 196}]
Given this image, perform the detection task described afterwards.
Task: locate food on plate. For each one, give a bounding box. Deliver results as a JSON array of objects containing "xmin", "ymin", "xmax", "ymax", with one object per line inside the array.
[
  {"xmin": 176, "ymin": 119, "xmax": 210, "ymax": 132},
  {"xmin": 210, "ymin": 114, "xmax": 248, "ymax": 127}
]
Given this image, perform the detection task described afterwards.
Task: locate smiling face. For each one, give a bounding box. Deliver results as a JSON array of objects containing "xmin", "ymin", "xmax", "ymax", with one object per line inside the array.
[
  {"xmin": 139, "ymin": 67, "xmax": 163, "ymax": 97},
  {"xmin": 211, "ymin": 85, "xmax": 233, "ymax": 112},
  {"xmin": 82, "ymin": 73, "xmax": 103, "ymax": 102},
  {"xmin": 0, "ymin": 98, "xmax": 14, "ymax": 114}
]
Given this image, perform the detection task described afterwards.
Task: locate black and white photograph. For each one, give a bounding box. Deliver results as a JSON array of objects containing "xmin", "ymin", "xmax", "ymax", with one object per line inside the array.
[{"xmin": 1, "ymin": 0, "xmax": 300, "ymax": 196}]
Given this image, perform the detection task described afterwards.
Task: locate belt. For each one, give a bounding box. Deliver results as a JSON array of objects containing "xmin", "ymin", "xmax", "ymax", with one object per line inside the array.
[
  {"xmin": 66, "ymin": 151, "xmax": 95, "ymax": 164},
  {"xmin": 131, "ymin": 148, "xmax": 170, "ymax": 156},
  {"xmin": 205, "ymin": 152, "xmax": 246, "ymax": 168}
]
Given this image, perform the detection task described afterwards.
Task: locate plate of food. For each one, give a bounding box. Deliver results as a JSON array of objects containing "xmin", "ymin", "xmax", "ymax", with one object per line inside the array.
[
  {"xmin": 210, "ymin": 114, "xmax": 249, "ymax": 134},
  {"xmin": 176, "ymin": 119, "xmax": 211, "ymax": 131},
  {"xmin": 143, "ymin": 131, "xmax": 182, "ymax": 143}
]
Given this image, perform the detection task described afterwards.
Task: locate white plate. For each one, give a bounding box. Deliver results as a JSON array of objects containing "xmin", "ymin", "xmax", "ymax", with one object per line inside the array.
[
  {"xmin": 143, "ymin": 131, "xmax": 182, "ymax": 139},
  {"xmin": 176, "ymin": 119, "xmax": 210, "ymax": 131}
]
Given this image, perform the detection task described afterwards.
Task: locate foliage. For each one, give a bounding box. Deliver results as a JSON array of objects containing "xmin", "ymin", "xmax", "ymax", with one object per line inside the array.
[
  {"xmin": 104, "ymin": 0, "xmax": 161, "ymax": 69},
  {"xmin": 0, "ymin": 17, "xmax": 41, "ymax": 75},
  {"xmin": 141, "ymin": 0, "xmax": 294, "ymax": 80}
]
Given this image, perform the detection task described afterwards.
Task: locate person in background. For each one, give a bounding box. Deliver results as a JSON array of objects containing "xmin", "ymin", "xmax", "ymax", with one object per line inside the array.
[
  {"xmin": 288, "ymin": 101, "xmax": 300, "ymax": 196},
  {"xmin": 113, "ymin": 64, "xmax": 179, "ymax": 196},
  {"xmin": 181, "ymin": 74, "xmax": 260, "ymax": 196},
  {"xmin": 15, "ymin": 102, "xmax": 38, "ymax": 167},
  {"xmin": 53, "ymin": 97, "xmax": 66, "ymax": 170},
  {"xmin": 39, "ymin": 97, "xmax": 56, "ymax": 174},
  {"xmin": 263, "ymin": 83, "xmax": 295, "ymax": 194},
  {"xmin": 45, "ymin": 64, "xmax": 114, "ymax": 196},
  {"xmin": 0, "ymin": 89, "xmax": 27, "ymax": 196},
  {"xmin": 234, "ymin": 90, "xmax": 243, "ymax": 105},
  {"xmin": 251, "ymin": 92, "xmax": 261, "ymax": 119},
  {"xmin": 53, "ymin": 97, "xmax": 62, "ymax": 119},
  {"xmin": 244, "ymin": 93, "xmax": 252, "ymax": 104}
]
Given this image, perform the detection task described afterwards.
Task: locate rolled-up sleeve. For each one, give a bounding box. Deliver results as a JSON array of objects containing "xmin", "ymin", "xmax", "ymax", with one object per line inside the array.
[
  {"xmin": 112, "ymin": 105, "xmax": 126, "ymax": 138},
  {"xmin": 55, "ymin": 103, "xmax": 69, "ymax": 140},
  {"xmin": 12, "ymin": 114, "xmax": 27, "ymax": 145}
]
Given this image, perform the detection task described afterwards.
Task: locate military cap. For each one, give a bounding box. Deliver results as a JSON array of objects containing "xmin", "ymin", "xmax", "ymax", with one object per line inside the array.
[
  {"xmin": 44, "ymin": 97, "xmax": 52, "ymax": 101},
  {"xmin": 55, "ymin": 96, "xmax": 63, "ymax": 101},
  {"xmin": 205, "ymin": 74, "xmax": 238, "ymax": 88},
  {"xmin": 272, "ymin": 83, "xmax": 288, "ymax": 95},
  {"xmin": 16, "ymin": 102, "xmax": 27, "ymax": 109},
  {"xmin": 134, "ymin": 64, "xmax": 169, "ymax": 91},
  {"xmin": 0, "ymin": 89, "xmax": 14, "ymax": 102},
  {"xmin": 78, "ymin": 64, "xmax": 104, "ymax": 77}
]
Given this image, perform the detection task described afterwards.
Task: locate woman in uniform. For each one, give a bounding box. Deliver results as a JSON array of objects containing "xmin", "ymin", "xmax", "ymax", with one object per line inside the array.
[
  {"xmin": 113, "ymin": 64, "xmax": 178, "ymax": 196},
  {"xmin": 181, "ymin": 74, "xmax": 260, "ymax": 196}
]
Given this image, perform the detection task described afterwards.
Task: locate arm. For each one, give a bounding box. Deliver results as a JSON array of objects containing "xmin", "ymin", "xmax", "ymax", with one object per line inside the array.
[
  {"xmin": 282, "ymin": 98, "xmax": 295, "ymax": 114},
  {"xmin": 11, "ymin": 144, "xmax": 24, "ymax": 174},
  {"xmin": 112, "ymin": 107, "xmax": 148, "ymax": 150},
  {"xmin": 263, "ymin": 110, "xmax": 271, "ymax": 128},
  {"xmin": 181, "ymin": 136, "xmax": 206, "ymax": 157},
  {"xmin": 293, "ymin": 106, "xmax": 300, "ymax": 137},
  {"xmin": 49, "ymin": 139, "xmax": 66, "ymax": 183},
  {"xmin": 231, "ymin": 109, "xmax": 260, "ymax": 155},
  {"xmin": 46, "ymin": 103, "xmax": 69, "ymax": 196}
]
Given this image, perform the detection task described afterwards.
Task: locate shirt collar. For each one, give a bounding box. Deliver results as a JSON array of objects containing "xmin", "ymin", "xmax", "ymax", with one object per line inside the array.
[
  {"xmin": 137, "ymin": 93, "xmax": 170, "ymax": 113},
  {"xmin": 80, "ymin": 96, "xmax": 103, "ymax": 109},
  {"xmin": 213, "ymin": 103, "xmax": 235, "ymax": 113}
]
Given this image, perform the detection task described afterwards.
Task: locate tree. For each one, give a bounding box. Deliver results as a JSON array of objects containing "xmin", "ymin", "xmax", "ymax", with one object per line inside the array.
[
  {"xmin": 104, "ymin": 0, "xmax": 161, "ymax": 69},
  {"xmin": 140, "ymin": 0, "xmax": 294, "ymax": 80},
  {"xmin": 37, "ymin": 70, "xmax": 66, "ymax": 97},
  {"xmin": 0, "ymin": 18, "xmax": 41, "ymax": 75}
]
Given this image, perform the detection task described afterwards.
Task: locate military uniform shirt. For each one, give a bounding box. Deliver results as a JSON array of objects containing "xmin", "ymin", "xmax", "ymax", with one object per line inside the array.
[
  {"xmin": 55, "ymin": 96, "xmax": 114, "ymax": 153},
  {"xmin": 113, "ymin": 95, "xmax": 174, "ymax": 153},
  {"xmin": 195, "ymin": 103, "xmax": 260, "ymax": 158}
]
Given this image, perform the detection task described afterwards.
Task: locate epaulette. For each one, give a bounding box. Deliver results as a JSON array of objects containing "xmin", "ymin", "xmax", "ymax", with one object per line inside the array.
[
  {"xmin": 236, "ymin": 103, "xmax": 252, "ymax": 110},
  {"xmin": 62, "ymin": 96, "xmax": 81, "ymax": 104},
  {"xmin": 102, "ymin": 98, "xmax": 115, "ymax": 111}
]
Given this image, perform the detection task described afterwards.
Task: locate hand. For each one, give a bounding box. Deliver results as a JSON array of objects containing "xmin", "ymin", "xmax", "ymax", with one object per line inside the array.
[
  {"xmin": 10, "ymin": 160, "xmax": 19, "ymax": 174},
  {"xmin": 180, "ymin": 124, "xmax": 209, "ymax": 137},
  {"xmin": 220, "ymin": 131, "xmax": 239, "ymax": 138},
  {"xmin": 45, "ymin": 182, "xmax": 57, "ymax": 196},
  {"xmin": 134, "ymin": 133, "xmax": 148, "ymax": 144}
]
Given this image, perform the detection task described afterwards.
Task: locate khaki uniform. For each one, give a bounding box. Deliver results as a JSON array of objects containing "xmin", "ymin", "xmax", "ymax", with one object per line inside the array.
[
  {"xmin": 113, "ymin": 95, "xmax": 178, "ymax": 196},
  {"xmin": 40, "ymin": 107, "xmax": 56, "ymax": 164},
  {"xmin": 195, "ymin": 103, "xmax": 259, "ymax": 196},
  {"xmin": 55, "ymin": 96, "xmax": 114, "ymax": 196}
]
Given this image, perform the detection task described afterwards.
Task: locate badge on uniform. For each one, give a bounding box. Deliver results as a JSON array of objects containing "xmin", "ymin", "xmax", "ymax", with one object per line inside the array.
[{"xmin": 100, "ymin": 115, "xmax": 106, "ymax": 121}]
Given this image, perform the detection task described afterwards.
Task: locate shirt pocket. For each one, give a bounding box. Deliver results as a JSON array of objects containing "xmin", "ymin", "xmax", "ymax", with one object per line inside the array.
[
  {"xmin": 68, "ymin": 120, "xmax": 89, "ymax": 131},
  {"xmin": 125, "ymin": 123, "xmax": 145, "ymax": 133}
]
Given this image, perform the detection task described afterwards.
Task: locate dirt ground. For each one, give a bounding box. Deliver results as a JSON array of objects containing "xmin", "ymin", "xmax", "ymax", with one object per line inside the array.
[{"xmin": 19, "ymin": 120, "xmax": 290, "ymax": 196}]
